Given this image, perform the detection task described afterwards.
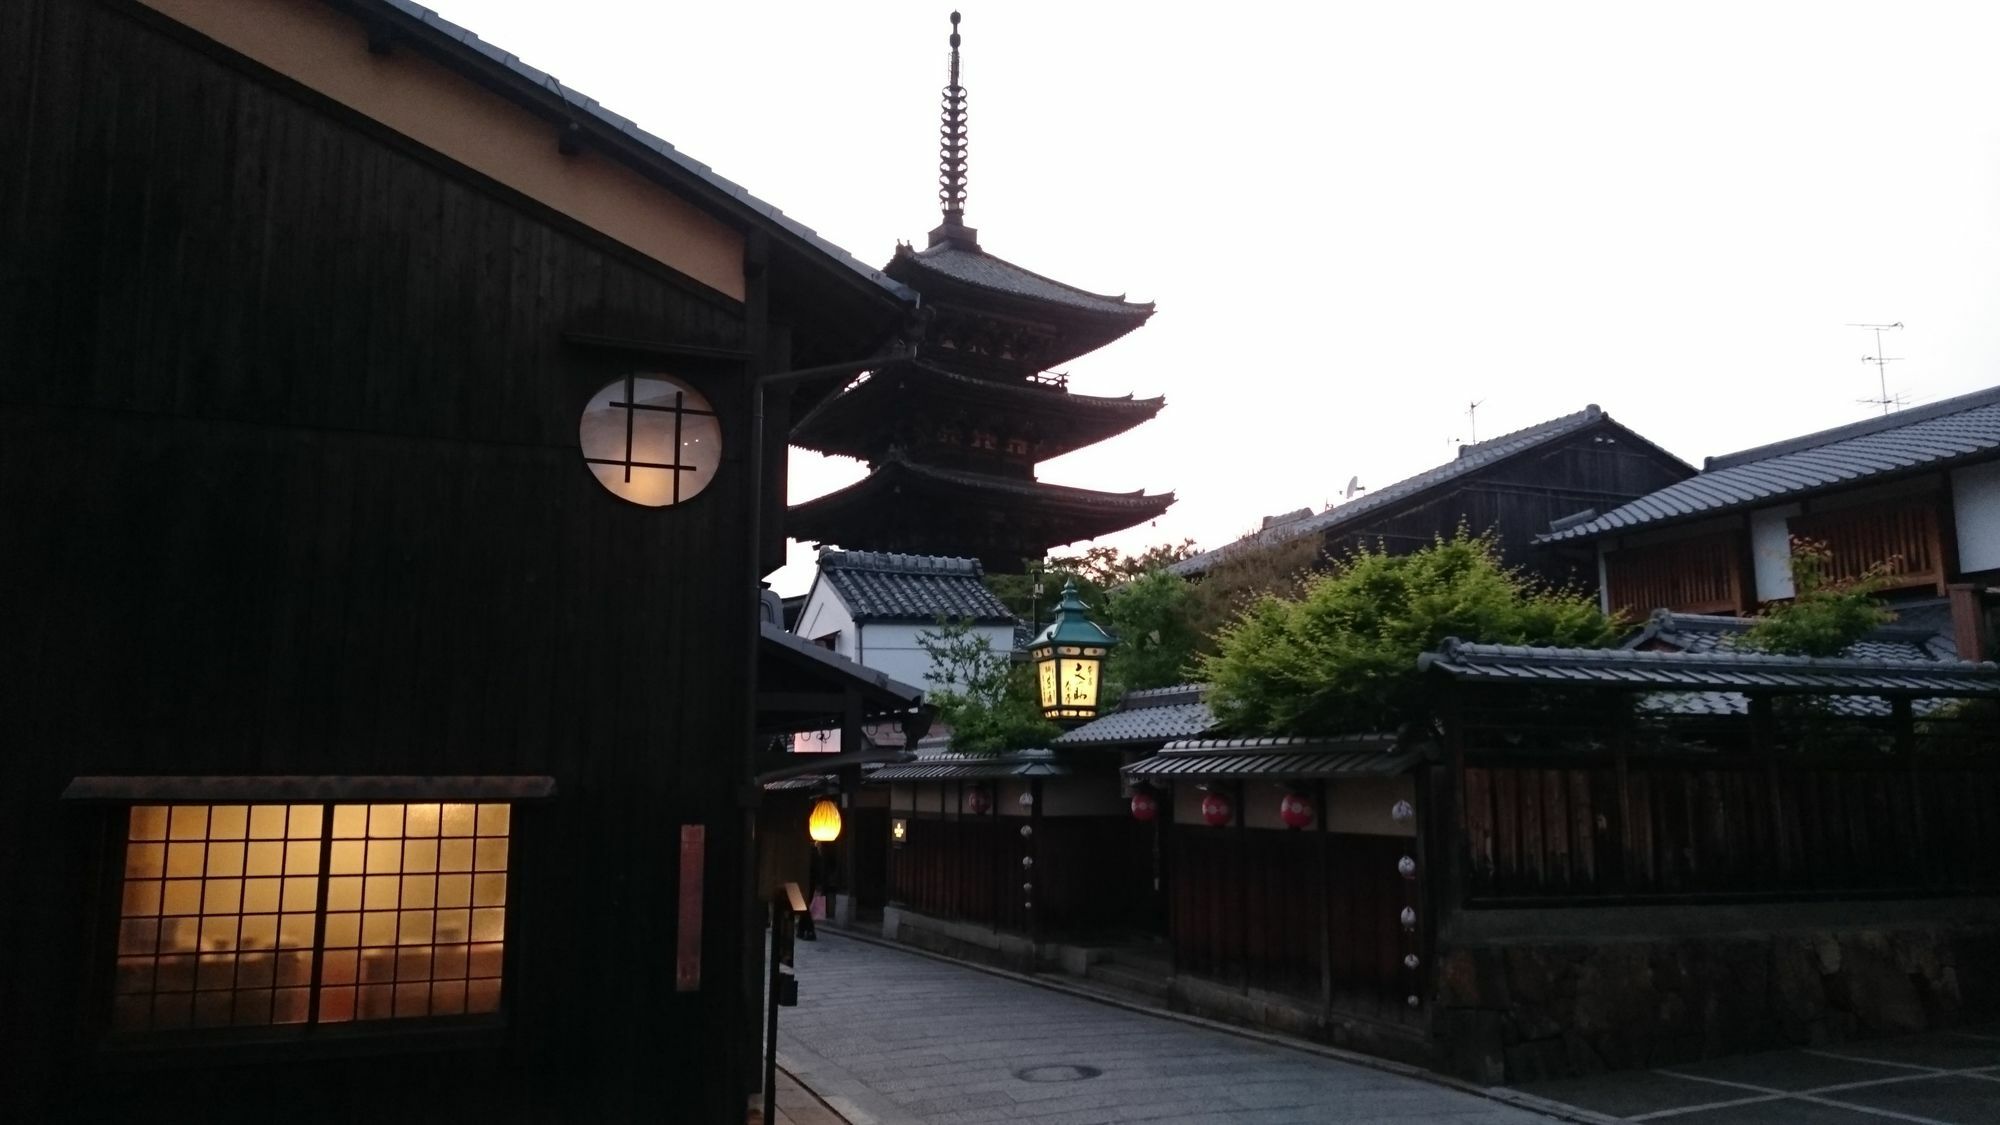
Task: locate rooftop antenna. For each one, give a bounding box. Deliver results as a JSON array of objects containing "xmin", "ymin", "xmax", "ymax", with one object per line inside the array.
[
  {"xmin": 1846, "ymin": 321, "xmax": 1905, "ymax": 415},
  {"xmin": 1344, "ymin": 476, "xmax": 1366, "ymax": 500},
  {"xmin": 1466, "ymin": 400, "xmax": 1485, "ymax": 444}
]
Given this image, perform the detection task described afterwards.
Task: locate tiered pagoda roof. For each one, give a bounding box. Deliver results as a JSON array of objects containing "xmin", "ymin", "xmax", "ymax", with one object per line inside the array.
[{"xmin": 785, "ymin": 12, "xmax": 1172, "ymax": 573}]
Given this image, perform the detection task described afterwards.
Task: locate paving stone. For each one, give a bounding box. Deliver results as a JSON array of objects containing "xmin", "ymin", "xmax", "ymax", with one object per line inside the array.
[
  {"xmin": 1810, "ymin": 1033, "xmax": 2000, "ymax": 1072},
  {"xmin": 777, "ymin": 935, "xmax": 1554, "ymax": 1124},
  {"xmin": 1660, "ymin": 1048, "xmax": 1912, "ymax": 1092},
  {"xmin": 1510, "ymin": 1070, "xmax": 1734, "ymax": 1117},
  {"xmin": 1819, "ymin": 1075, "xmax": 2000, "ymax": 1122}
]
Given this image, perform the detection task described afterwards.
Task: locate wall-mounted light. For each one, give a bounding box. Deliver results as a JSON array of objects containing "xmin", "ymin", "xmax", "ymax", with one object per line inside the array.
[
  {"xmin": 890, "ymin": 817, "xmax": 908, "ymax": 846},
  {"xmin": 579, "ymin": 374, "xmax": 720, "ymax": 507}
]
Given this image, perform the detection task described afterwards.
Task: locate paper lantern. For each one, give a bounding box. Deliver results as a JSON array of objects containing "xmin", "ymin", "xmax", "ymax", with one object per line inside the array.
[
  {"xmin": 808, "ymin": 798, "xmax": 842, "ymax": 843},
  {"xmin": 1129, "ymin": 790, "xmax": 1159, "ymax": 822},
  {"xmin": 1279, "ymin": 792, "xmax": 1315, "ymax": 831},
  {"xmin": 964, "ymin": 786, "xmax": 991, "ymax": 816},
  {"xmin": 1200, "ymin": 791, "xmax": 1233, "ymax": 828}
]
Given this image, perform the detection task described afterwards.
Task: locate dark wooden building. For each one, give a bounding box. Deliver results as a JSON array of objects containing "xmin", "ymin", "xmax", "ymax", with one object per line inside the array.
[
  {"xmin": 0, "ymin": 1, "xmax": 916, "ymax": 1119},
  {"xmin": 787, "ymin": 14, "xmax": 1173, "ymax": 573},
  {"xmin": 1168, "ymin": 405, "xmax": 1694, "ymax": 588},
  {"xmin": 1538, "ymin": 385, "xmax": 2000, "ymax": 656}
]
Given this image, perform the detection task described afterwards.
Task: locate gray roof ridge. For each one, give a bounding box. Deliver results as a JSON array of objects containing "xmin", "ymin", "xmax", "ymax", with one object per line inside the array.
[
  {"xmin": 1706, "ymin": 382, "xmax": 2000, "ymax": 470},
  {"xmin": 817, "ymin": 549, "xmax": 984, "ymax": 577},
  {"xmin": 1119, "ymin": 683, "xmax": 1207, "ymax": 706},
  {"xmin": 1432, "ymin": 636, "xmax": 1997, "ymax": 673},
  {"xmin": 902, "ymin": 359, "xmax": 1164, "ymax": 407},
  {"xmin": 1157, "ymin": 733, "xmax": 1403, "ymax": 752},
  {"xmin": 374, "ymin": 0, "xmax": 913, "ymax": 302},
  {"xmin": 900, "ymin": 240, "xmax": 1154, "ymax": 312}
]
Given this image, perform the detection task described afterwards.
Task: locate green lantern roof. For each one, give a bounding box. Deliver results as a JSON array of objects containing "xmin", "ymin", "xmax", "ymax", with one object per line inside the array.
[{"xmin": 1031, "ymin": 580, "xmax": 1118, "ymax": 650}]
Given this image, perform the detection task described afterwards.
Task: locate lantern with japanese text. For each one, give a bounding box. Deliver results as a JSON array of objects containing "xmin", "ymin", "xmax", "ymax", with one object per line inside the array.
[{"xmin": 1030, "ymin": 580, "xmax": 1116, "ymax": 723}]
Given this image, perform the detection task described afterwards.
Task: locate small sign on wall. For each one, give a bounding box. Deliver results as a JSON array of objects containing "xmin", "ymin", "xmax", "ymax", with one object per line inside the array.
[{"xmin": 677, "ymin": 824, "xmax": 704, "ymax": 991}]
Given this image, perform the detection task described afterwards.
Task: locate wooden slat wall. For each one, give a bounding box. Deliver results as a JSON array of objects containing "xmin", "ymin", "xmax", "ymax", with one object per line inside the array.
[
  {"xmin": 1461, "ymin": 762, "xmax": 2000, "ymax": 902},
  {"xmin": 1791, "ymin": 497, "xmax": 1947, "ymax": 594},
  {"xmin": 887, "ymin": 814, "xmax": 1151, "ymax": 934},
  {"xmin": 1168, "ymin": 828, "xmax": 1418, "ymax": 1025},
  {"xmin": 1604, "ymin": 531, "xmax": 1746, "ymax": 616}
]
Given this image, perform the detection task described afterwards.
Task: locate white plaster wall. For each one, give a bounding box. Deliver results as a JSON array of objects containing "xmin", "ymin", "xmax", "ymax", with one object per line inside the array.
[
  {"xmin": 1751, "ymin": 504, "xmax": 1802, "ymax": 602},
  {"xmin": 794, "ymin": 584, "xmax": 857, "ymax": 658},
  {"xmin": 1955, "ymin": 462, "xmax": 2000, "ymax": 573},
  {"xmin": 1327, "ymin": 777, "xmax": 1417, "ymax": 837},
  {"xmin": 855, "ymin": 620, "xmax": 1016, "ymax": 693}
]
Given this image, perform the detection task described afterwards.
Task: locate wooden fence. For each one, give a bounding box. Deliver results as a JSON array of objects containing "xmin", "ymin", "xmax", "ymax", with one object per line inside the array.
[
  {"xmin": 1169, "ymin": 828, "xmax": 1419, "ymax": 1025},
  {"xmin": 888, "ymin": 815, "xmax": 1151, "ymax": 935},
  {"xmin": 1460, "ymin": 757, "xmax": 2000, "ymax": 903}
]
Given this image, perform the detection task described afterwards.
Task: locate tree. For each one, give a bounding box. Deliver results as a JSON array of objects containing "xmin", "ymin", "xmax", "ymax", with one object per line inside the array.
[
  {"xmin": 915, "ymin": 617, "xmax": 1058, "ymax": 754},
  {"xmin": 1743, "ymin": 538, "xmax": 1895, "ymax": 657},
  {"xmin": 1200, "ymin": 531, "xmax": 1620, "ymax": 736},
  {"xmin": 985, "ymin": 540, "xmax": 1199, "ymax": 628},
  {"xmin": 1101, "ymin": 569, "xmax": 1203, "ymax": 692}
]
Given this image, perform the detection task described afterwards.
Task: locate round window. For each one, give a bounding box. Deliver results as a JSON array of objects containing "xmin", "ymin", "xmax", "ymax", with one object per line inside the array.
[{"xmin": 578, "ymin": 375, "xmax": 721, "ymax": 507}]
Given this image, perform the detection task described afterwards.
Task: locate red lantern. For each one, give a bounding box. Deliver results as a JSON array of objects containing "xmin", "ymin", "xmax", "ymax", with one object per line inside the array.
[
  {"xmin": 1129, "ymin": 790, "xmax": 1158, "ymax": 822},
  {"xmin": 1200, "ymin": 791, "xmax": 1233, "ymax": 828},
  {"xmin": 964, "ymin": 786, "xmax": 991, "ymax": 816},
  {"xmin": 1279, "ymin": 791, "xmax": 1315, "ymax": 830}
]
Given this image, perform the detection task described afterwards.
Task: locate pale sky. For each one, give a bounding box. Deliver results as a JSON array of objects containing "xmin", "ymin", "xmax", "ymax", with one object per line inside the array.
[{"xmin": 435, "ymin": 1, "xmax": 2000, "ymax": 594}]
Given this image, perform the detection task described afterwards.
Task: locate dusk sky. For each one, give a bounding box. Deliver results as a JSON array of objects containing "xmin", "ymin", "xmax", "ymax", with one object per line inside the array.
[{"xmin": 434, "ymin": 1, "xmax": 2000, "ymax": 594}]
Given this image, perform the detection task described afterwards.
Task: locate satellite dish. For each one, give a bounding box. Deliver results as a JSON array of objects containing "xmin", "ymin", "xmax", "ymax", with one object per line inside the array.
[{"xmin": 1344, "ymin": 476, "xmax": 1366, "ymax": 500}]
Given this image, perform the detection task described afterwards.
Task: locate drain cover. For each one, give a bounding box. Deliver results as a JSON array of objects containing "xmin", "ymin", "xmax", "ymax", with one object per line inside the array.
[{"xmin": 1013, "ymin": 1064, "xmax": 1103, "ymax": 1083}]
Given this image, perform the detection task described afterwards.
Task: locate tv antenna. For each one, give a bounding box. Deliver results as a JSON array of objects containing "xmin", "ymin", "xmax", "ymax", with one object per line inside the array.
[
  {"xmin": 1846, "ymin": 321, "xmax": 1905, "ymax": 415},
  {"xmin": 1466, "ymin": 400, "xmax": 1485, "ymax": 444}
]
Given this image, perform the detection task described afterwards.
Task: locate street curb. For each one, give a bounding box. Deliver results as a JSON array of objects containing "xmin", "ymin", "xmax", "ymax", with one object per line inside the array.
[{"xmin": 812, "ymin": 927, "xmax": 1607, "ymax": 1125}]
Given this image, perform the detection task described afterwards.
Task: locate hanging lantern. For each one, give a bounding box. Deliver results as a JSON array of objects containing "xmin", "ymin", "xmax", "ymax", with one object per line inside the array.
[
  {"xmin": 964, "ymin": 786, "xmax": 991, "ymax": 816},
  {"xmin": 1279, "ymin": 791, "xmax": 1315, "ymax": 831},
  {"xmin": 1399, "ymin": 906, "xmax": 1417, "ymax": 931},
  {"xmin": 1398, "ymin": 855, "xmax": 1417, "ymax": 879},
  {"xmin": 1019, "ymin": 825, "xmax": 1033, "ymax": 839},
  {"xmin": 1029, "ymin": 580, "xmax": 1116, "ymax": 723},
  {"xmin": 1201, "ymin": 790, "xmax": 1233, "ymax": 828},
  {"xmin": 1390, "ymin": 799, "xmax": 1415, "ymax": 823},
  {"xmin": 1404, "ymin": 953, "xmax": 1421, "ymax": 970},
  {"xmin": 1018, "ymin": 791, "xmax": 1035, "ymax": 809},
  {"xmin": 808, "ymin": 798, "xmax": 843, "ymax": 843},
  {"xmin": 1129, "ymin": 789, "xmax": 1159, "ymax": 823}
]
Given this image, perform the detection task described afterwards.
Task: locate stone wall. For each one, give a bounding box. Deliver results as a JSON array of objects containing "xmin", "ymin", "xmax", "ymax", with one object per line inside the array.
[{"xmin": 1434, "ymin": 906, "xmax": 2000, "ymax": 1084}]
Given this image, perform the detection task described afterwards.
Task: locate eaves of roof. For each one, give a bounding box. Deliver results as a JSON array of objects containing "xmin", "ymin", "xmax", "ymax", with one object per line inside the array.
[
  {"xmin": 370, "ymin": 0, "xmax": 915, "ymax": 306},
  {"xmin": 1123, "ymin": 734, "xmax": 1428, "ymax": 780},
  {"xmin": 1539, "ymin": 383, "xmax": 2000, "ymax": 544},
  {"xmin": 1419, "ymin": 638, "xmax": 2000, "ymax": 696}
]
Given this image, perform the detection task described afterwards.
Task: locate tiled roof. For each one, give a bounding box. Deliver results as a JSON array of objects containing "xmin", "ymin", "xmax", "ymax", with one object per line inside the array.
[
  {"xmin": 1621, "ymin": 608, "xmax": 1956, "ymax": 662},
  {"xmin": 374, "ymin": 0, "xmax": 913, "ymax": 303},
  {"xmin": 1418, "ymin": 638, "xmax": 2000, "ymax": 696},
  {"xmin": 868, "ymin": 748, "xmax": 1068, "ymax": 781},
  {"xmin": 814, "ymin": 551, "xmax": 1016, "ymax": 625},
  {"xmin": 1053, "ymin": 684, "xmax": 1215, "ymax": 748},
  {"xmin": 1123, "ymin": 734, "xmax": 1426, "ymax": 780},
  {"xmin": 1169, "ymin": 406, "xmax": 1669, "ymax": 577},
  {"xmin": 894, "ymin": 243, "xmax": 1153, "ymax": 318},
  {"xmin": 1540, "ymin": 383, "xmax": 2000, "ymax": 543}
]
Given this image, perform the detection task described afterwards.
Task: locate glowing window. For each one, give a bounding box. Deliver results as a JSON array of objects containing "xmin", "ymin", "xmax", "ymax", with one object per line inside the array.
[
  {"xmin": 113, "ymin": 802, "xmax": 510, "ymax": 1033},
  {"xmin": 578, "ymin": 374, "xmax": 721, "ymax": 507}
]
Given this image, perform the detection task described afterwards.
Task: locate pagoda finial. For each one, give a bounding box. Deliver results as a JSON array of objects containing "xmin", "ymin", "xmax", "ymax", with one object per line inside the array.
[{"xmin": 930, "ymin": 11, "xmax": 978, "ymax": 249}]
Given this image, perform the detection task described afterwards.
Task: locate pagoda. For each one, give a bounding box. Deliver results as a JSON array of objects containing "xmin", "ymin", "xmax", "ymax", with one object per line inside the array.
[{"xmin": 787, "ymin": 12, "xmax": 1174, "ymax": 574}]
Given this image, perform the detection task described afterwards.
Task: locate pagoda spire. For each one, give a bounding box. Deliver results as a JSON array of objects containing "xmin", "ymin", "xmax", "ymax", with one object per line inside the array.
[{"xmin": 930, "ymin": 11, "xmax": 978, "ymax": 249}]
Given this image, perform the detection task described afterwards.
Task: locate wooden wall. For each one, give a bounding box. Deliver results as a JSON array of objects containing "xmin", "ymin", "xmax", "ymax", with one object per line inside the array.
[
  {"xmin": 888, "ymin": 813, "xmax": 1153, "ymax": 936},
  {"xmin": 1326, "ymin": 424, "xmax": 1692, "ymax": 587},
  {"xmin": 0, "ymin": 2, "xmax": 771, "ymax": 1119},
  {"xmin": 1169, "ymin": 827, "xmax": 1419, "ymax": 1025},
  {"xmin": 1461, "ymin": 759, "xmax": 2000, "ymax": 903}
]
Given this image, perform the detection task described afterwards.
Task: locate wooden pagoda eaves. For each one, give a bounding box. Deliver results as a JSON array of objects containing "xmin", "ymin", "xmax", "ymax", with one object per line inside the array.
[
  {"xmin": 889, "ymin": 241, "xmax": 1155, "ymax": 372},
  {"xmin": 788, "ymin": 451, "xmax": 1175, "ymax": 572},
  {"xmin": 789, "ymin": 358, "xmax": 1165, "ymax": 462}
]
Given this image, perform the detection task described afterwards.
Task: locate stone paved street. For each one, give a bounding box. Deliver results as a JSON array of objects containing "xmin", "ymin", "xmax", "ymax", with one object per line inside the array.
[{"xmin": 775, "ymin": 934, "xmax": 1556, "ymax": 1124}]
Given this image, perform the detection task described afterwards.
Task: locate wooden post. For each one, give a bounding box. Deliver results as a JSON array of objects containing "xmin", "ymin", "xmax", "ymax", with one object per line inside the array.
[
  {"xmin": 1441, "ymin": 695, "xmax": 1469, "ymax": 923},
  {"xmin": 1234, "ymin": 781, "xmax": 1250, "ymax": 996},
  {"xmin": 1750, "ymin": 694, "xmax": 1788, "ymax": 887},
  {"xmin": 1315, "ymin": 779, "xmax": 1333, "ymax": 1019},
  {"xmin": 1029, "ymin": 777, "xmax": 1044, "ymax": 959},
  {"xmin": 1895, "ymin": 696, "xmax": 1925, "ymax": 888}
]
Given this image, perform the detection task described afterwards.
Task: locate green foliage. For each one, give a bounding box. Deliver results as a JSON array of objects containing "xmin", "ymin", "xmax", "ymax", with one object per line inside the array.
[
  {"xmin": 915, "ymin": 617, "xmax": 1057, "ymax": 754},
  {"xmin": 1743, "ymin": 538, "xmax": 1894, "ymax": 657},
  {"xmin": 1181, "ymin": 534, "xmax": 1326, "ymax": 653},
  {"xmin": 1101, "ymin": 570, "xmax": 1203, "ymax": 692},
  {"xmin": 986, "ymin": 541, "xmax": 1199, "ymax": 630},
  {"xmin": 1200, "ymin": 532, "xmax": 1621, "ymax": 736}
]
